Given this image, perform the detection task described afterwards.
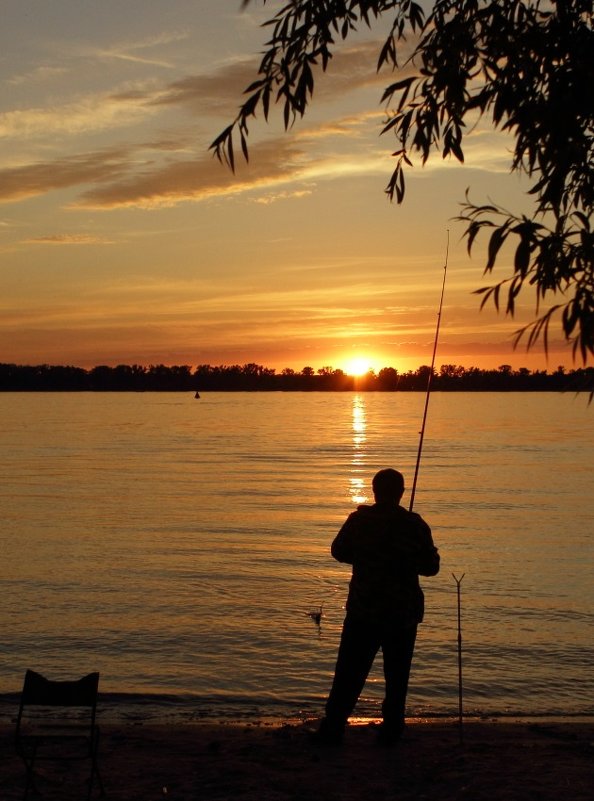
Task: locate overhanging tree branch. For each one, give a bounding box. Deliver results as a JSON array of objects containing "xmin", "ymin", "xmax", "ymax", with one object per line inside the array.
[{"xmin": 212, "ymin": 1, "xmax": 594, "ymax": 362}]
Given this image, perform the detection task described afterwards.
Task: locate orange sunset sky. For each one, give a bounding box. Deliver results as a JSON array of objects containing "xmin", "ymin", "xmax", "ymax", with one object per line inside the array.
[{"xmin": 0, "ymin": 1, "xmax": 580, "ymax": 375}]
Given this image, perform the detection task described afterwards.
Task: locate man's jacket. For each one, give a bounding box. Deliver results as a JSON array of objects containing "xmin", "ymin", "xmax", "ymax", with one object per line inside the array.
[{"xmin": 331, "ymin": 502, "xmax": 440, "ymax": 627}]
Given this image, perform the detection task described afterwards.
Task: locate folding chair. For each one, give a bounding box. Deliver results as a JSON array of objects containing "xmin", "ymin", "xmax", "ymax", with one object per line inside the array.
[{"xmin": 15, "ymin": 669, "xmax": 104, "ymax": 799}]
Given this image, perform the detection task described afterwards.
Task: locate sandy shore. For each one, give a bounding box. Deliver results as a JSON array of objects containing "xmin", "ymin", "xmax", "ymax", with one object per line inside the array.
[{"xmin": 1, "ymin": 718, "xmax": 593, "ymax": 800}]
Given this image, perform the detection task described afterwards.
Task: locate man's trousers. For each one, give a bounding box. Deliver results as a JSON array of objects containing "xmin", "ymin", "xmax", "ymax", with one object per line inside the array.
[{"xmin": 325, "ymin": 613, "xmax": 418, "ymax": 730}]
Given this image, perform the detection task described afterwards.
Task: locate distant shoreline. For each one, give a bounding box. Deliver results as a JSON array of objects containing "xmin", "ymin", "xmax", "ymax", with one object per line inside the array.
[
  {"xmin": 1, "ymin": 387, "xmax": 593, "ymax": 393},
  {"xmin": 1, "ymin": 361, "xmax": 593, "ymax": 393}
]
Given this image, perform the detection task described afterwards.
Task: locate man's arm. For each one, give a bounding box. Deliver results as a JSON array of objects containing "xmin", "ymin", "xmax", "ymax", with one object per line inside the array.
[
  {"xmin": 330, "ymin": 513, "xmax": 358, "ymax": 564},
  {"xmin": 418, "ymin": 544, "xmax": 440, "ymax": 576},
  {"xmin": 416, "ymin": 519, "xmax": 440, "ymax": 576}
]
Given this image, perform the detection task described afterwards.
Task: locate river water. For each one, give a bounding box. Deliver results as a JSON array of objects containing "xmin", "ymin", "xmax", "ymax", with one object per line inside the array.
[{"xmin": 1, "ymin": 391, "xmax": 592, "ymax": 722}]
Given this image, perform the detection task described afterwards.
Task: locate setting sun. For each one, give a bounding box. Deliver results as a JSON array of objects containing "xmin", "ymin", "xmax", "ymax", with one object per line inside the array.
[{"xmin": 344, "ymin": 357, "xmax": 373, "ymax": 377}]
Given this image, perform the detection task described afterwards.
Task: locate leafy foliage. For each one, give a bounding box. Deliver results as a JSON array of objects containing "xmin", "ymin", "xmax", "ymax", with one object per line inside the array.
[{"xmin": 211, "ymin": 1, "xmax": 594, "ymax": 362}]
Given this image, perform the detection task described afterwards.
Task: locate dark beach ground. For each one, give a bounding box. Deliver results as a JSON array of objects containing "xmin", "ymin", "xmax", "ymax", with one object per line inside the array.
[{"xmin": 1, "ymin": 718, "xmax": 593, "ymax": 800}]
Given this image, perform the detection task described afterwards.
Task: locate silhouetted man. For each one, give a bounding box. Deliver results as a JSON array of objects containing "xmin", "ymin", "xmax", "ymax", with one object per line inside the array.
[{"xmin": 318, "ymin": 468, "xmax": 440, "ymax": 745}]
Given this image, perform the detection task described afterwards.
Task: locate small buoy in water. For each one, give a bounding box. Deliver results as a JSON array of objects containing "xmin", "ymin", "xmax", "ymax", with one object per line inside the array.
[{"xmin": 194, "ymin": 392, "xmax": 200, "ymax": 399}]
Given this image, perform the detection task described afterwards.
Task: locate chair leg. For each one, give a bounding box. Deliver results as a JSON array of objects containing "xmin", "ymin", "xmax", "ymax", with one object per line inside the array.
[
  {"xmin": 90, "ymin": 729, "xmax": 105, "ymax": 798},
  {"xmin": 95, "ymin": 761, "xmax": 105, "ymax": 797},
  {"xmin": 22, "ymin": 753, "xmax": 39, "ymax": 801},
  {"xmin": 87, "ymin": 761, "xmax": 105, "ymax": 800}
]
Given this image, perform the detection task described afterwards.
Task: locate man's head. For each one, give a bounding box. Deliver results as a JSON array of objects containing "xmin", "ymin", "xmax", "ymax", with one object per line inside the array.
[{"xmin": 372, "ymin": 468, "xmax": 405, "ymax": 504}]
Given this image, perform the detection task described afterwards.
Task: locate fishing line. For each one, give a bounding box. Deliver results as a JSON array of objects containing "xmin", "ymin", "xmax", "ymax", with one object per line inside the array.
[{"xmin": 408, "ymin": 231, "xmax": 449, "ymax": 513}]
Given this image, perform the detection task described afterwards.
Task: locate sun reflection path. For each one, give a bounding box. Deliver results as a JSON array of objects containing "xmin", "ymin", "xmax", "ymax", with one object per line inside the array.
[{"xmin": 349, "ymin": 394, "xmax": 369, "ymax": 505}]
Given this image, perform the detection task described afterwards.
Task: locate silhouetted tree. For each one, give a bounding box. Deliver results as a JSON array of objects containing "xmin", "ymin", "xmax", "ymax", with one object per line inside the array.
[
  {"xmin": 213, "ymin": 1, "xmax": 594, "ymax": 363},
  {"xmin": 440, "ymin": 364, "xmax": 466, "ymax": 380},
  {"xmin": 378, "ymin": 366, "xmax": 399, "ymax": 390},
  {"xmin": 2, "ymin": 361, "xmax": 593, "ymax": 392},
  {"xmin": 89, "ymin": 365, "xmax": 116, "ymax": 391},
  {"xmin": 111, "ymin": 364, "xmax": 147, "ymax": 391},
  {"xmin": 147, "ymin": 364, "xmax": 192, "ymax": 390}
]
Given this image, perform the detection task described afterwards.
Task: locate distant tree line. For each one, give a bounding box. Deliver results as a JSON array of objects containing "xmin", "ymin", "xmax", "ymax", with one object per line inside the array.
[{"xmin": 1, "ymin": 362, "xmax": 593, "ymax": 392}]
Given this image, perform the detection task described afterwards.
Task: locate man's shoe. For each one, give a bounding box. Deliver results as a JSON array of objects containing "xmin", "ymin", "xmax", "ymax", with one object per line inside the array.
[
  {"xmin": 312, "ymin": 717, "xmax": 345, "ymax": 746},
  {"xmin": 376, "ymin": 721, "xmax": 404, "ymax": 746}
]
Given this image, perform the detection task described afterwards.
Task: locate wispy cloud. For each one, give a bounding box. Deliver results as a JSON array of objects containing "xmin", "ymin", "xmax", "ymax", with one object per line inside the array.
[
  {"xmin": 0, "ymin": 147, "xmax": 132, "ymax": 203},
  {"xmin": 0, "ymin": 119, "xmax": 512, "ymax": 211},
  {"xmin": 150, "ymin": 41, "xmax": 402, "ymax": 115},
  {"xmin": 74, "ymin": 138, "xmax": 310, "ymax": 209},
  {"xmin": 147, "ymin": 57, "xmax": 260, "ymax": 113},
  {"xmin": 0, "ymin": 36, "xmax": 512, "ymax": 211},
  {"xmin": 250, "ymin": 189, "xmax": 313, "ymax": 205},
  {"xmin": 23, "ymin": 234, "xmax": 114, "ymax": 245},
  {"xmin": 0, "ymin": 138, "xmax": 196, "ymax": 204},
  {"xmin": 7, "ymin": 65, "xmax": 68, "ymax": 86},
  {"xmin": 0, "ymin": 55, "xmax": 260, "ymax": 143},
  {"xmin": 0, "ymin": 88, "xmax": 162, "ymax": 140},
  {"xmin": 91, "ymin": 31, "xmax": 189, "ymax": 69}
]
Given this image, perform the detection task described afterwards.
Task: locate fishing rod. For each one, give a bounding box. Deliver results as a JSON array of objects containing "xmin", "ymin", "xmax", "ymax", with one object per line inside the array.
[
  {"xmin": 404, "ymin": 236, "xmax": 465, "ymax": 747},
  {"xmin": 408, "ymin": 231, "xmax": 449, "ymax": 513}
]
